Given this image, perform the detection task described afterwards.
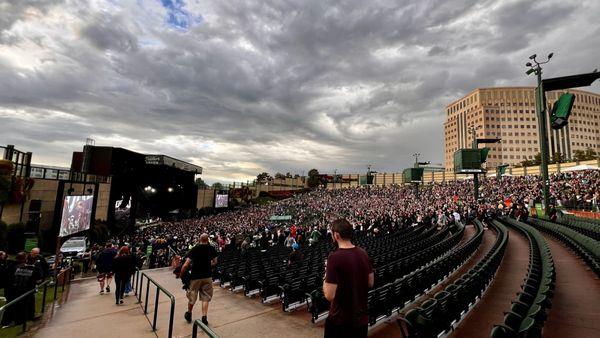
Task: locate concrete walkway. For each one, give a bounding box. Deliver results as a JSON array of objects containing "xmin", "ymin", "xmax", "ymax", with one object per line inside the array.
[
  {"xmin": 33, "ymin": 275, "xmax": 157, "ymax": 338},
  {"xmin": 450, "ymin": 227, "xmax": 530, "ymax": 337},
  {"xmin": 33, "ymin": 267, "xmax": 324, "ymax": 338},
  {"xmin": 542, "ymin": 235, "xmax": 600, "ymax": 338}
]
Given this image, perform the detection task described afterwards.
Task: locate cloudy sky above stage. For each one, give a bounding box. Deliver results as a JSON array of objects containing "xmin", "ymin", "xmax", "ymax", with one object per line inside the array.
[{"xmin": 1, "ymin": 0, "xmax": 599, "ymax": 183}]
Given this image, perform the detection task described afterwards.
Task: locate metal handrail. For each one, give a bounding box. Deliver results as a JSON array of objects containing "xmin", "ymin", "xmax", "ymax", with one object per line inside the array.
[
  {"xmin": 53, "ymin": 266, "xmax": 73, "ymax": 300},
  {"xmin": 192, "ymin": 319, "xmax": 219, "ymax": 338},
  {"xmin": 135, "ymin": 271, "xmax": 176, "ymax": 338},
  {"xmin": 0, "ymin": 265, "xmax": 72, "ymax": 334},
  {"xmin": 0, "ymin": 280, "xmax": 50, "ymax": 332}
]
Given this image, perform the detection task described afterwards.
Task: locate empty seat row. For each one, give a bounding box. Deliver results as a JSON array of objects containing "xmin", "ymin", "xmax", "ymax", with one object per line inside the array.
[
  {"xmin": 491, "ymin": 218, "xmax": 555, "ymax": 338},
  {"xmin": 308, "ymin": 223, "xmax": 464, "ymax": 322},
  {"xmin": 398, "ymin": 220, "xmax": 508, "ymax": 338},
  {"xmin": 555, "ymin": 214, "xmax": 600, "ymax": 241},
  {"xmin": 366, "ymin": 221, "xmax": 482, "ymax": 328},
  {"xmin": 528, "ymin": 217, "xmax": 600, "ymax": 277}
]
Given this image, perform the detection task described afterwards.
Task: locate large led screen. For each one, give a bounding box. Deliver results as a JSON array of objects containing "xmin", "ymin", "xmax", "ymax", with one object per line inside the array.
[
  {"xmin": 215, "ymin": 194, "xmax": 229, "ymax": 208},
  {"xmin": 59, "ymin": 195, "xmax": 94, "ymax": 237}
]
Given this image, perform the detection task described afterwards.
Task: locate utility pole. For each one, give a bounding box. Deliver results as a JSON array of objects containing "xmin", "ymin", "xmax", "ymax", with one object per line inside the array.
[
  {"xmin": 526, "ymin": 54, "xmax": 553, "ymax": 215},
  {"xmin": 469, "ymin": 126, "xmax": 481, "ymax": 201},
  {"xmin": 525, "ymin": 54, "xmax": 600, "ymax": 214},
  {"xmin": 333, "ymin": 169, "xmax": 337, "ymax": 190},
  {"xmin": 412, "ymin": 153, "xmax": 420, "ymax": 198}
]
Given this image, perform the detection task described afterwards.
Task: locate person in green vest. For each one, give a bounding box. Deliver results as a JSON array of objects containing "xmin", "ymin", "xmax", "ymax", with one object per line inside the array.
[{"xmin": 310, "ymin": 226, "xmax": 322, "ymax": 246}]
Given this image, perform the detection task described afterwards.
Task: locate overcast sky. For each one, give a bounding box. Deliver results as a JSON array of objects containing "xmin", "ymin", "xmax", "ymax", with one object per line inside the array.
[{"xmin": 1, "ymin": 0, "xmax": 599, "ymax": 183}]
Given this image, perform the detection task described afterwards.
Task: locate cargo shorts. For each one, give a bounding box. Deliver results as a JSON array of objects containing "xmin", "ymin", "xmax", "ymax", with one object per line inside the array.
[{"xmin": 186, "ymin": 278, "xmax": 213, "ymax": 305}]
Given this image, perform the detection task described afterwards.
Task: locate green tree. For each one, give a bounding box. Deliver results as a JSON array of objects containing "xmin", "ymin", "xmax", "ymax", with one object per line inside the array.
[
  {"xmin": 274, "ymin": 172, "xmax": 285, "ymax": 179},
  {"xmin": 584, "ymin": 147, "xmax": 597, "ymax": 160},
  {"xmin": 532, "ymin": 152, "xmax": 542, "ymax": 166},
  {"xmin": 256, "ymin": 172, "xmax": 272, "ymax": 183},
  {"xmin": 550, "ymin": 152, "xmax": 565, "ymax": 164},
  {"xmin": 195, "ymin": 177, "xmax": 208, "ymax": 188},
  {"xmin": 573, "ymin": 149, "xmax": 586, "ymax": 162},
  {"xmin": 307, "ymin": 169, "xmax": 321, "ymax": 188},
  {"xmin": 212, "ymin": 182, "xmax": 224, "ymax": 190}
]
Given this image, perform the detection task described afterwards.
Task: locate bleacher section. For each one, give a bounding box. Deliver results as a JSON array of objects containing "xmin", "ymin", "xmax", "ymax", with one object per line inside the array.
[
  {"xmin": 210, "ymin": 222, "xmax": 470, "ymax": 322},
  {"xmin": 396, "ymin": 220, "xmax": 508, "ymax": 338},
  {"xmin": 528, "ymin": 217, "xmax": 600, "ymax": 277},
  {"xmin": 491, "ymin": 218, "xmax": 555, "ymax": 338},
  {"xmin": 309, "ymin": 222, "xmax": 466, "ymax": 323},
  {"xmin": 556, "ymin": 214, "xmax": 600, "ymax": 240}
]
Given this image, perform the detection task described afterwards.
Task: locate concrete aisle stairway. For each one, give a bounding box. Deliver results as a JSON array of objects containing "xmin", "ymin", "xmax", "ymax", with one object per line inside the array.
[
  {"xmin": 541, "ymin": 235, "xmax": 600, "ymax": 338},
  {"xmin": 449, "ymin": 227, "xmax": 530, "ymax": 338}
]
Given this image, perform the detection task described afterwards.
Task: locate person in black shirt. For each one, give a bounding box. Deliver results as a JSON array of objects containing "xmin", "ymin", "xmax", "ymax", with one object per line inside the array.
[
  {"xmin": 179, "ymin": 234, "xmax": 217, "ymax": 325},
  {"xmin": 113, "ymin": 246, "xmax": 135, "ymax": 305},
  {"xmin": 4, "ymin": 252, "xmax": 41, "ymax": 325},
  {"xmin": 30, "ymin": 248, "xmax": 49, "ymax": 280}
]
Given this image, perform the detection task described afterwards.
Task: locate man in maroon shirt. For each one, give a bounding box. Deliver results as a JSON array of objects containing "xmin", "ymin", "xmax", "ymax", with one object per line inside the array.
[{"xmin": 323, "ymin": 218, "xmax": 374, "ymax": 338}]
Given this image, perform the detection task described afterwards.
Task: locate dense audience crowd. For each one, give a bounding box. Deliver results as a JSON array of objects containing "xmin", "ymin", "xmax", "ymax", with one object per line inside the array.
[{"xmin": 114, "ymin": 170, "xmax": 599, "ymax": 259}]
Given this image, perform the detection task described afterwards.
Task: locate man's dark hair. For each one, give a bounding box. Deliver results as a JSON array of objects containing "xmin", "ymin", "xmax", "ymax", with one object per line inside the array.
[
  {"xmin": 15, "ymin": 252, "xmax": 27, "ymax": 264},
  {"xmin": 330, "ymin": 218, "xmax": 353, "ymax": 240}
]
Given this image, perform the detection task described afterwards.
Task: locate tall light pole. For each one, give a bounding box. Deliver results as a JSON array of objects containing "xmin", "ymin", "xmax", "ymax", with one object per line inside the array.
[
  {"xmin": 468, "ymin": 125, "xmax": 481, "ymax": 200},
  {"xmin": 526, "ymin": 53, "xmax": 553, "ymax": 214},
  {"xmin": 333, "ymin": 168, "xmax": 337, "ymax": 190},
  {"xmin": 412, "ymin": 153, "xmax": 420, "ymax": 168}
]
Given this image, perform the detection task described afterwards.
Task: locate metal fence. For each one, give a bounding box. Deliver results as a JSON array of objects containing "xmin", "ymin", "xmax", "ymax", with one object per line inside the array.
[
  {"xmin": 0, "ymin": 266, "xmax": 73, "ymax": 335},
  {"xmin": 192, "ymin": 318, "xmax": 219, "ymax": 338},
  {"xmin": 134, "ymin": 271, "xmax": 176, "ymax": 338}
]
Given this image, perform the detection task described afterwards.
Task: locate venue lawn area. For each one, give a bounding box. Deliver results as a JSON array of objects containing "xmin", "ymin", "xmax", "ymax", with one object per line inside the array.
[{"xmin": 0, "ymin": 282, "xmax": 64, "ymax": 338}]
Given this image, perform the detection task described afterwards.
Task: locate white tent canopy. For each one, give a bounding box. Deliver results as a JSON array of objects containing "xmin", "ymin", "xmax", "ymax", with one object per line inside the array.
[
  {"xmin": 488, "ymin": 173, "xmax": 513, "ymax": 177},
  {"xmin": 561, "ymin": 164, "xmax": 599, "ymax": 172}
]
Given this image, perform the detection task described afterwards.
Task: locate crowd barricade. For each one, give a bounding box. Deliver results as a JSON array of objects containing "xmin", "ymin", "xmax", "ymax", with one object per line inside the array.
[
  {"xmin": 134, "ymin": 271, "xmax": 176, "ymax": 338},
  {"xmin": 0, "ymin": 266, "xmax": 73, "ymax": 335},
  {"xmin": 192, "ymin": 318, "xmax": 219, "ymax": 338}
]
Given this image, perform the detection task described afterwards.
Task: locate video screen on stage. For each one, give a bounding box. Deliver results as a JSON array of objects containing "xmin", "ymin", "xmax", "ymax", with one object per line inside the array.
[
  {"xmin": 114, "ymin": 196, "xmax": 132, "ymax": 226},
  {"xmin": 215, "ymin": 194, "xmax": 229, "ymax": 208},
  {"xmin": 59, "ymin": 195, "xmax": 94, "ymax": 237}
]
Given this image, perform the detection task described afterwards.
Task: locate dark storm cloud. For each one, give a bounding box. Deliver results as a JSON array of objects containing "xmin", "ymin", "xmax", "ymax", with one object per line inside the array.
[
  {"xmin": 0, "ymin": 0, "xmax": 598, "ymax": 182},
  {"xmin": 80, "ymin": 15, "xmax": 139, "ymax": 52}
]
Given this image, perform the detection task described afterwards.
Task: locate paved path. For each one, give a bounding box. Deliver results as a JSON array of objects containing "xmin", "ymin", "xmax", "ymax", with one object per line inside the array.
[
  {"xmin": 542, "ymin": 234, "xmax": 600, "ymax": 338},
  {"xmin": 33, "ymin": 267, "xmax": 324, "ymax": 338},
  {"xmin": 450, "ymin": 227, "xmax": 530, "ymax": 338},
  {"xmin": 33, "ymin": 276, "xmax": 157, "ymax": 338}
]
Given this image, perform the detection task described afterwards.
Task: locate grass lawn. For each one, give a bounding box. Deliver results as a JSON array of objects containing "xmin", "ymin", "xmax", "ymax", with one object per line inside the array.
[{"xmin": 0, "ymin": 281, "xmax": 64, "ymax": 337}]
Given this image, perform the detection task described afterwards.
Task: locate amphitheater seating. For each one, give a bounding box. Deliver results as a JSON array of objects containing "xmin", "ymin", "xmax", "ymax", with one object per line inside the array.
[
  {"xmin": 491, "ymin": 218, "xmax": 555, "ymax": 338},
  {"xmin": 365, "ymin": 221, "xmax": 480, "ymax": 328},
  {"xmin": 528, "ymin": 217, "xmax": 600, "ymax": 277},
  {"xmin": 556, "ymin": 214, "xmax": 600, "ymax": 240},
  {"xmin": 308, "ymin": 222, "xmax": 461, "ymax": 321},
  {"xmin": 397, "ymin": 220, "xmax": 508, "ymax": 338}
]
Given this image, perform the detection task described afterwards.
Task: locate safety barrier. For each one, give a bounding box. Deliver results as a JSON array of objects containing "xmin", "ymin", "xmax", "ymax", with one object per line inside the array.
[
  {"xmin": 135, "ymin": 271, "xmax": 176, "ymax": 338},
  {"xmin": 192, "ymin": 318, "xmax": 219, "ymax": 338},
  {"xmin": 0, "ymin": 266, "xmax": 73, "ymax": 335}
]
